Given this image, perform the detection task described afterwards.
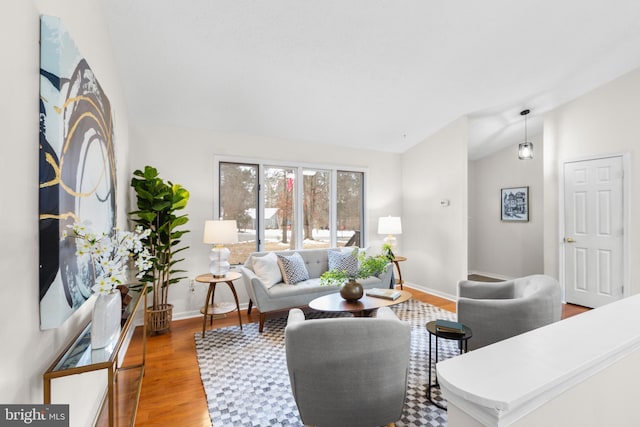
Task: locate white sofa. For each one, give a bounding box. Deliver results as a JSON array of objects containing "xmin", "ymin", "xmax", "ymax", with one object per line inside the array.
[{"xmin": 239, "ymin": 248, "xmax": 393, "ymax": 332}]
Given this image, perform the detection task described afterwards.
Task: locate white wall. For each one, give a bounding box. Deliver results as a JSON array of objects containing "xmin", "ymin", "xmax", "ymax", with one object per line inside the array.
[
  {"xmin": 543, "ymin": 68, "xmax": 640, "ymax": 293},
  {"xmin": 129, "ymin": 123, "xmax": 403, "ymax": 317},
  {"xmin": 401, "ymin": 117, "xmax": 468, "ymax": 299},
  {"xmin": 468, "ymin": 134, "xmax": 544, "ymax": 279},
  {"xmin": 0, "ymin": 0, "xmax": 130, "ymax": 405}
]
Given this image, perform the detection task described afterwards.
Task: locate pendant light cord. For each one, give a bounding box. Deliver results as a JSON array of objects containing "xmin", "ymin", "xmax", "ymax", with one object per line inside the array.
[{"xmin": 520, "ymin": 109, "xmax": 530, "ymax": 142}]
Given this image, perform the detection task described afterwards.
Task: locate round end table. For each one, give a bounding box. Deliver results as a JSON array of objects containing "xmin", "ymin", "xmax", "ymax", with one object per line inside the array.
[{"xmin": 425, "ymin": 320, "xmax": 473, "ymax": 409}]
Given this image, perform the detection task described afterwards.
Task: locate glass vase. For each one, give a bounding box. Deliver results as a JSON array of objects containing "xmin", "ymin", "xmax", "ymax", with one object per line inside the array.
[{"xmin": 91, "ymin": 291, "xmax": 122, "ymax": 349}]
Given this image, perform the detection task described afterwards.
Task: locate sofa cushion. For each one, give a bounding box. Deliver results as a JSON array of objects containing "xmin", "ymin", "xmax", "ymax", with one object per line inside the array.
[
  {"xmin": 328, "ymin": 250, "xmax": 358, "ymax": 277},
  {"xmin": 277, "ymin": 252, "xmax": 310, "ymax": 285},
  {"xmin": 251, "ymin": 252, "xmax": 282, "ymax": 288}
]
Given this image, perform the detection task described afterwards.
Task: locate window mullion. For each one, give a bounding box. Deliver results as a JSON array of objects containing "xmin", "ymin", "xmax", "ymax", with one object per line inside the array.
[
  {"xmin": 330, "ymin": 169, "xmax": 337, "ymax": 248},
  {"xmin": 295, "ymin": 166, "xmax": 304, "ymax": 250},
  {"xmin": 258, "ymin": 165, "xmax": 265, "ymax": 251}
]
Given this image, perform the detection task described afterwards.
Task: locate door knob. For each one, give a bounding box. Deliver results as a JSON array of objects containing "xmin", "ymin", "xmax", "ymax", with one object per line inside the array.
[{"xmin": 565, "ymin": 237, "xmax": 575, "ymax": 243}]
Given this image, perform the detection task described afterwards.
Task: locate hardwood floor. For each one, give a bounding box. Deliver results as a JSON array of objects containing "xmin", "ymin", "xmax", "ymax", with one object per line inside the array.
[{"xmin": 123, "ymin": 286, "xmax": 587, "ymax": 427}]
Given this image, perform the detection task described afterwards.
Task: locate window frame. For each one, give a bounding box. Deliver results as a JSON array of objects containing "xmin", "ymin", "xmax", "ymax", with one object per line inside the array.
[{"xmin": 213, "ymin": 156, "xmax": 367, "ymax": 256}]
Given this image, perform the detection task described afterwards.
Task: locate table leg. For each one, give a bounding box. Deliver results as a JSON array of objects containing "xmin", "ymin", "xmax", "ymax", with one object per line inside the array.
[
  {"xmin": 427, "ymin": 333, "xmax": 446, "ymax": 410},
  {"xmin": 428, "ymin": 333, "xmax": 432, "ymax": 399},
  {"xmin": 202, "ymin": 283, "xmax": 215, "ymax": 338},
  {"xmin": 226, "ymin": 280, "xmax": 243, "ymax": 330},
  {"xmin": 209, "ymin": 283, "xmax": 218, "ymax": 326},
  {"xmin": 393, "ymin": 260, "xmax": 404, "ymax": 290}
]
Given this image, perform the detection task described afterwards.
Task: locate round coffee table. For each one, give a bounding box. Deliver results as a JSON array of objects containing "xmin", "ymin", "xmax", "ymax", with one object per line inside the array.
[{"xmin": 309, "ymin": 290, "xmax": 412, "ymax": 317}]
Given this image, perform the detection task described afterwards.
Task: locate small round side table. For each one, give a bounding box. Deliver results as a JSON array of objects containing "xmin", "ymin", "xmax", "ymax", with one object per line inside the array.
[
  {"xmin": 425, "ymin": 320, "xmax": 473, "ymax": 409},
  {"xmin": 196, "ymin": 271, "xmax": 243, "ymax": 337}
]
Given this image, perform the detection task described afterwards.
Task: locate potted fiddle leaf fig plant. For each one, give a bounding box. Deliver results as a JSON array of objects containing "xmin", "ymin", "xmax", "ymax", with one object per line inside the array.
[
  {"xmin": 129, "ymin": 166, "xmax": 190, "ymax": 334},
  {"xmin": 320, "ymin": 248, "xmax": 389, "ymax": 301}
]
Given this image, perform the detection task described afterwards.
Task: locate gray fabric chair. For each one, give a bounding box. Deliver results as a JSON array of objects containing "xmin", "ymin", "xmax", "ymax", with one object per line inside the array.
[
  {"xmin": 285, "ymin": 307, "xmax": 411, "ymax": 427},
  {"xmin": 457, "ymin": 274, "xmax": 562, "ymax": 351}
]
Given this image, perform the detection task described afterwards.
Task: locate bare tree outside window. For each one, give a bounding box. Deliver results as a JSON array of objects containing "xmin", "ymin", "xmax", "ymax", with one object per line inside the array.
[
  {"xmin": 264, "ymin": 167, "xmax": 297, "ymax": 249},
  {"xmin": 302, "ymin": 169, "xmax": 330, "ymax": 248},
  {"xmin": 219, "ymin": 162, "xmax": 258, "ymax": 264},
  {"xmin": 337, "ymin": 171, "xmax": 363, "ymax": 247}
]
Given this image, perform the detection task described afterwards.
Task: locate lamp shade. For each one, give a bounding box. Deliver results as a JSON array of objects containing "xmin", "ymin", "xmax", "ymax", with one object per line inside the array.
[
  {"xmin": 518, "ymin": 142, "xmax": 533, "ymax": 160},
  {"xmin": 203, "ymin": 220, "xmax": 238, "ymax": 244},
  {"xmin": 377, "ymin": 216, "xmax": 402, "ymax": 235}
]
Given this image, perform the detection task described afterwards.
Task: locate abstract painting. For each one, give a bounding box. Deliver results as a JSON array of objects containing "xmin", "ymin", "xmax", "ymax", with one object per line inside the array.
[
  {"xmin": 501, "ymin": 186, "xmax": 529, "ymax": 222},
  {"xmin": 39, "ymin": 15, "xmax": 117, "ymax": 329}
]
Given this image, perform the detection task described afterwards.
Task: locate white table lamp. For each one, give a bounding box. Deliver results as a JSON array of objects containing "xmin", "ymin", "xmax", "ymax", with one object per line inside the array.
[
  {"xmin": 203, "ymin": 220, "xmax": 238, "ymax": 278},
  {"xmin": 378, "ymin": 216, "xmax": 402, "ymax": 249}
]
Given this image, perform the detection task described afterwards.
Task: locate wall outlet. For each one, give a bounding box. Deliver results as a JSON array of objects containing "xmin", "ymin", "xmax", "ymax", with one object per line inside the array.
[{"xmin": 189, "ymin": 279, "xmax": 196, "ymax": 293}]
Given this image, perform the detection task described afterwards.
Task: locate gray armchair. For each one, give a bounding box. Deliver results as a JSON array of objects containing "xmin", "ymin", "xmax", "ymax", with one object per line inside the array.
[
  {"xmin": 457, "ymin": 274, "xmax": 562, "ymax": 351},
  {"xmin": 285, "ymin": 307, "xmax": 411, "ymax": 427}
]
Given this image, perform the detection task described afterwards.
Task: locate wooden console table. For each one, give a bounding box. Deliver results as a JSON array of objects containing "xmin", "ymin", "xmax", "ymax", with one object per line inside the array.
[{"xmin": 44, "ymin": 287, "xmax": 147, "ymax": 427}]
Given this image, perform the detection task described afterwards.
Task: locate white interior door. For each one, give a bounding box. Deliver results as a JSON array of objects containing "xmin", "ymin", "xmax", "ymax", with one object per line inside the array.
[{"xmin": 563, "ymin": 156, "xmax": 624, "ymax": 308}]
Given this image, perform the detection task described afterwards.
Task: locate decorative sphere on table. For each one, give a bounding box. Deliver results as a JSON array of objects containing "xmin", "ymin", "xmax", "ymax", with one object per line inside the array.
[{"xmin": 340, "ymin": 279, "xmax": 363, "ymax": 302}]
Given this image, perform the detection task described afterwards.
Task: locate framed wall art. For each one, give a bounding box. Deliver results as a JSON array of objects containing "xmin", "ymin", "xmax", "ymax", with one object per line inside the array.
[
  {"xmin": 39, "ymin": 15, "xmax": 117, "ymax": 329},
  {"xmin": 501, "ymin": 186, "xmax": 529, "ymax": 222}
]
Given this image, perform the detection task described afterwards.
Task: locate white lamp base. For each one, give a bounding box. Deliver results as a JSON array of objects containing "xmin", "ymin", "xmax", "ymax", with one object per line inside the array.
[
  {"xmin": 383, "ymin": 235, "xmax": 397, "ymax": 250},
  {"xmin": 210, "ymin": 245, "xmax": 230, "ymax": 278}
]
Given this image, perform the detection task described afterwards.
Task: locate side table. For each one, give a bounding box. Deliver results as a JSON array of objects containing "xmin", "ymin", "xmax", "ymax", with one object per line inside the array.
[
  {"xmin": 392, "ymin": 256, "xmax": 406, "ymax": 289},
  {"xmin": 196, "ymin": 271, "xmax": 243, "ymax": 337},
  {"xmin": 425, "ymin": 320, "xmax": 473, "ymax": 409}
]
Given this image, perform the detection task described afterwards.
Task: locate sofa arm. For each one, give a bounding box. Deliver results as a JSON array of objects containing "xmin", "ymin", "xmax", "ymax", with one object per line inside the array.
[
  {"xmin": 238, "ymin": 266, "xmax": 260, "ymax": 304},
  {"xmin": 286, "ymin": 308, "xmax": 306, "ymax": 327},
  {"xmin": 376, "ymin": 306, "xmax": 399, "ymax": 321},
  {"xmin": 380, "ymin": 263, "xmax": 394, "ymax": 289},
  {"xmin": 238, "ymin": 265, "xmax": 274, "ymax": 311}
]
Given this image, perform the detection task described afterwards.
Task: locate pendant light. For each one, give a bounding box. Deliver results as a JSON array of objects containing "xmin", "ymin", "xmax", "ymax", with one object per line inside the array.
[{"xmin": 518, "ymin": 109, "xmax": 533, "ymax": 160}]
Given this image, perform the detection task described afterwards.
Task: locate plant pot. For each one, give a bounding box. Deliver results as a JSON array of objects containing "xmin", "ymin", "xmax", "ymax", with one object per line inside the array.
[
  {"xmin": 91, "ymin": 291, "xmax": 122, "ymax": 349},
  {"xmin": 147, "ymin": 303, "xmax": 173, "ymax": 335},
  {"xmin": 340, "ymin": 279, "xmax": 364, "ymax": 302}
]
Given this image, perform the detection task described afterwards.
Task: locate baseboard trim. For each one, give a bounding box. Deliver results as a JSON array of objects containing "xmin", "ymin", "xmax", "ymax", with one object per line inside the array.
[{"xmin": 402, "ymin": 282, "xmax": 457, "ymax": 302}]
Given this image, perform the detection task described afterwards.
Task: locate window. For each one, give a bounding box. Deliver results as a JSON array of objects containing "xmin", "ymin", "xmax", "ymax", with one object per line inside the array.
[
  {"xmin": 264, "ymin": 166, "xmax": 297, "ymax": 249},
  {"xmin": 302, "ymin": 168, "xmax": 330, "ymax": 248},
  {"xmin": 216, "ymin": 159, "xmax": 365, "ymax": 264},
  {"xmin": 337, "ymin": 170, "xmax": 364, "ymax": 247},
  {"xmin": 219, "ymin": 162, "xmax": 258, "ymax": 264}
]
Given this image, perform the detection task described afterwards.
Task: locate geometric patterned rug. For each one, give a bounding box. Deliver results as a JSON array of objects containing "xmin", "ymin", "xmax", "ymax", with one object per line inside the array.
[{"xmin": 195, "ymin": 298, "xmax": 460, "ymax": 427}]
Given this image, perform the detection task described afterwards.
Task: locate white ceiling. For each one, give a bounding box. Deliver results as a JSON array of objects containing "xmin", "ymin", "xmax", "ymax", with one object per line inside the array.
[{"xmin": 101, "ymin": 0, "xmax": 640, "ymax": 160}]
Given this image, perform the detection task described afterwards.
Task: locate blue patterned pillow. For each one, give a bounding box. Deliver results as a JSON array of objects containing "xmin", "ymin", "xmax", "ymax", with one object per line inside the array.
[
  {"xmin": 328, "ymin": 250, "xmax": 359, "ymax": 277},
  {"xmin": 277, "ymin": 253, "xmax": 310, "ymax": 285}
]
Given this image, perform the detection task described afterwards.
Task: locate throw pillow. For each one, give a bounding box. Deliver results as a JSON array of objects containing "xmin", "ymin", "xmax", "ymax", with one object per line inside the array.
[
  {"xmin": 251, "ymin": 252, "xmax": 282, "ymax": 288},
  {"xmin": 328, "ymin": 250, "xmax": 359, "ymax": 277},
  {"xmin": 277, "ymin": 253, "xmax": 309, "ymax": 285}
]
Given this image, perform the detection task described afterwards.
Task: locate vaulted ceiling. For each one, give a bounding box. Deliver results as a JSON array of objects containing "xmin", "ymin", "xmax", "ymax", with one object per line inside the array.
[{"xmin": 101, "ymin": 0, "xmax": 640, "ymax": 159}]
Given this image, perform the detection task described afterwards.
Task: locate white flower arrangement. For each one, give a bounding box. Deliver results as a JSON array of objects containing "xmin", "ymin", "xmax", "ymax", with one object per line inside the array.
[{"xmin": 64, "ymin": 222, "xmax": 153, "ymax": 295}]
